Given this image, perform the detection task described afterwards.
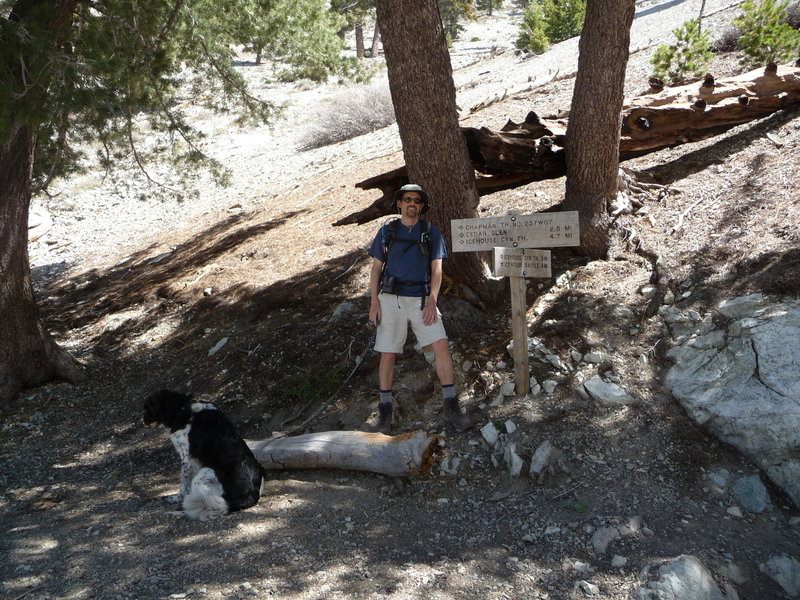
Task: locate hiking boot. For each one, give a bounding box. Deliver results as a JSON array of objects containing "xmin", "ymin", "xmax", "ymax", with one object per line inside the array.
[
  {"xmin": 441, "ymin": 397, "xmax": 473, "ymax": 431},
  {"xmin": 359, "ymin": 402, "xmax": 393, "ymax": 435}
]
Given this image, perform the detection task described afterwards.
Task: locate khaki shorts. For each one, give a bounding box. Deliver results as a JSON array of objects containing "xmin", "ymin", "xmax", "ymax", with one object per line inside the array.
[{"xmin": 374, "ymin": 294, "xmax": 447, "ymax": 353}]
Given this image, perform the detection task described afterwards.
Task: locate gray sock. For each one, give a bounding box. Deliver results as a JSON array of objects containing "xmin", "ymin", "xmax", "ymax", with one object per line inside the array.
[
  {"xmin": 379, "ymin": 390, "xmax": 393, "ymax": 405},
  {"xmin": 442, "ymin": 384, "xmax": 456, "ymax": 402}
]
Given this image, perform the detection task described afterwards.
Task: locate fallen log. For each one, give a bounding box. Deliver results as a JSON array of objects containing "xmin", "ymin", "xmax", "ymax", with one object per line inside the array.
[
  {"xmin": 621, "ymin": 63, "xmax": 800, "ymax": 154},
  {"xmin": 339, "ymin": 63, "xmax": 800, "ymax": 226},
  {"xmin": 247, "ymin": 430, "xmax": 440, "ymax": 478}
]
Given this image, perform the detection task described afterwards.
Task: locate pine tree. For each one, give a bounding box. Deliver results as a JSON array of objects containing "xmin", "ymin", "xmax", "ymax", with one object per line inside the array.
[
  {"xmin": 734, "ymin": 0, "xmax": 800, "ymax": 67},
  {"xmin": 0, "ymin": 0, "xmax": 348, "ymax": 405}
]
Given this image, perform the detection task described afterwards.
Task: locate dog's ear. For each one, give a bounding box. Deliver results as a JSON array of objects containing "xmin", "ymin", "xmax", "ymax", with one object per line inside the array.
[{"xmin": 143, "ymin": 393, "xmax": 162, "ymax": 426}]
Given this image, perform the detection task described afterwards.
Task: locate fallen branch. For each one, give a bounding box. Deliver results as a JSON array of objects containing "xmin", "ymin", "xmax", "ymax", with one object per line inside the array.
[
  {"xmin": 247, "ymin": 430, "xmax": 441, "ymax": 478},
  {"xmin": 671, "ymin": 195, "xmax": 706, "ymax": 234}
]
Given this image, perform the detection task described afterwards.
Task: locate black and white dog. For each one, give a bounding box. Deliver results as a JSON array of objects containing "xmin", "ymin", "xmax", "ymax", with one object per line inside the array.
[{"xmin": 143, "ymin": 389, "xmax": 265, "ymax": 520}]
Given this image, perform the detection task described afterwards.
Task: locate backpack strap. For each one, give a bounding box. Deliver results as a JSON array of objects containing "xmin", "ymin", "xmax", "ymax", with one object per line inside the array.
[{"xmin": 379, "ymin": 219, "xmax": 433, "ymax": 296}]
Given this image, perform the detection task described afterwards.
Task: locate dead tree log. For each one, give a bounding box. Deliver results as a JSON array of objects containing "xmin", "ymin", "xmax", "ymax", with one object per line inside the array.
[
  {"xmin": 338, "ymin": 63, "xmax": 800, "ymax": 226},
  {"xmin": 247, "ymin": 430, "xmax": 440, "ymax": 478}
]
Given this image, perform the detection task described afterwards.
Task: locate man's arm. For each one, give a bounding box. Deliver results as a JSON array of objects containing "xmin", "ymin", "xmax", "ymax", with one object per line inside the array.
[
  {"xmin": 422, "ymin": 258, "xmax": 443, "ymax": 326},
  {"xmin": 369, "ymin": 257, "xmax": 384, "ymax": 324}
]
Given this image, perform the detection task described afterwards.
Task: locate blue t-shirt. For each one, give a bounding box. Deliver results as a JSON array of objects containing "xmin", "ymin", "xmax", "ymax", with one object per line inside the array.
[{"xmin": 369, "ymin": 219, "xmax": 448, "ymax": 297}]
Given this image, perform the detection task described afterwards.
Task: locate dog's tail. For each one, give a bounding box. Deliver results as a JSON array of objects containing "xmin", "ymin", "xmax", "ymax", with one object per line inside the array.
[{"xmin": 183, "ymin": 468, "xmax": 228, "ymax": 521}]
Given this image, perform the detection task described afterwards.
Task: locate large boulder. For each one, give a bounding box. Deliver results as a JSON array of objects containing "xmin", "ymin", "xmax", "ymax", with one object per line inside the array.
[{"xmin": 665, "ymin": 294, "xmax": 800, "ymax": 507}]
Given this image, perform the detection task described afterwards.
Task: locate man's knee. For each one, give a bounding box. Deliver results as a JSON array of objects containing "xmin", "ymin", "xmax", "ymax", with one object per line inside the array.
[
  {"xmin": 380, "ymin": 352, "xmax": 398, "ymax": 364},
  {"xmin": 431, "ymin": 338, "xmax": 449, "ymax": 353}
]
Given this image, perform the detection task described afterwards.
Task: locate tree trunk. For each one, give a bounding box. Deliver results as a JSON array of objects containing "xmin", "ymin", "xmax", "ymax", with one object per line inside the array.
[
  {"xmin": 355, "ymin": 20, "xmax": 365, "ymax": 58},
  {"xmin": 374, "ymin": 0, "xmax": 491, "ymax": 300},
  {"xmin": 0, "ymin": 126, "xmax": 87, "ymax": 407},
  {"xmin": 370, "ymin": 21, "xmax": 381, "ymax": 58},
  {"xmin": 1, "ymin": 0, "xmax": 87, "ymax": 407},
  {"xmin": 563, "ymin": 0, "xmax": 635, "ymax": 258},
  {"xmin": 247, "ymin": 430, "xmax": 439, "ymax": 478}
]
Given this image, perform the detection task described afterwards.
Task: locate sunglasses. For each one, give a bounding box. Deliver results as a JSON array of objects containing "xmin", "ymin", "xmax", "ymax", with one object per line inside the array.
[{"xmin": 401, "ymin": 197, "xmax": 424, "ymax": 204}]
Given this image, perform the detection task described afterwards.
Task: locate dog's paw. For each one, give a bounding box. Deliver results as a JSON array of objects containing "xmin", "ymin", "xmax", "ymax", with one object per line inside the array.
[{"xmin": 165, "ymin": 510, "xmax": 186, "ymax": 518}]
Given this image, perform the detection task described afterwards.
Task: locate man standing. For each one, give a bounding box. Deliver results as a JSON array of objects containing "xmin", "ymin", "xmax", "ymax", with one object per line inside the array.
[{"xmin": 362, "ymin": 184, "xmax": 473, "ymax": 435}]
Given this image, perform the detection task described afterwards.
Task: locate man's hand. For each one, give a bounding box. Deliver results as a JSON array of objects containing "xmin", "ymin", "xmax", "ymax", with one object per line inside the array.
[
  {"xmin": 369, "ymin": 298, "xmax": 381, "ymax": 325},
  {"xmin": 422, "ymin": 296, "xmax": 438, "ymax": 326}
]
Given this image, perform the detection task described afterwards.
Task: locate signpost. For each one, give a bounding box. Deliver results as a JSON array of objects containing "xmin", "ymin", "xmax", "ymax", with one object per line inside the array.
[{"xmin": 451, "ymin": 212, "xmax": 580, "ymax": 394}]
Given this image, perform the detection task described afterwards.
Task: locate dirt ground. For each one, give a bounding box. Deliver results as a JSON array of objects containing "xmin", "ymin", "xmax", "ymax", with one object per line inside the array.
[{"xmin": 3, "ymin": 7, "xmax": 800, "ymax": 600}]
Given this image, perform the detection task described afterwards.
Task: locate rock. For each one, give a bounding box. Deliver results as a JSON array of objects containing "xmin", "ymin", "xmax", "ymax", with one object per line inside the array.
[
  {"xmin": 208, "ymin": 337, "xmax": 228, "ymax": 356},
  {"xmin": 591, "ymin": 526, "xmax": 621, "ymax": 555},
  {"xmin": 543, "ymin": 353, "xmax": 568, "ymax": 371},
  {"xmin": 612, "ymin": 555, "xmax": 628, "ymax": 568},
  {"xmin": 504, "ymin": 420, "xmax": 517, "ymax": 434},
  {"xmin": 462, "ymin": 360, "xmax": 474, "ymax": 372},
  {"xmin": 760, "ymin": 554, "xmax": 800, "ymax": 596},
  {"xmin": 544, "ymin": 525, "xmax": 561, "ymax": 536},
  {"xmin": 529, "ymin": 440, "xmax": 569, "ymax": 483},
  {"xmin": 489, "ymin": 393, "xmax": 504, "ymax": 407},
  {"xmin": 500, "ymin": 382, "xmax": 516, "ymax": 396},
  {"xmin": 726, "ymin": 506, "xmax": 743, "ymax": 518},
  {"xmin": 707, "ymin": 469, "xmax": 730, "ymax": 488},
  {"xmin": 480, "ymin": 422, "xmax": 500, "ymax": 447},
  {"xmin": 611, "ymin": 306, "xmax": 636, "ymax": 320},
  {"xmin": 731, "ymin": 475, "xmax": 771, "ymax": 513},
  {"xmin": 641, "ymin": 285, "xmax": 657, "ymax": 299},
  {"xmin": 578, "ymin": 580, "xmax": 600, "ymax": 595},
  {"xmin": 504, "ymin": 442, "xmax": 524, "ymax": 478},
  {"xmin": 574, "ymin": 382, "xmax": 590, "ymax": 400},
  {"xmin": 329, "ymin": 302, "xmax": 356, "ymax": 323},
  {"xmin": 720, "ymin": 562, "xmax": 749, "ymax": 585},
  {"xmin": 583, "ymin": 351, "xmax": 604, "ymax": 364},
  {"xmin": 573, "ymin": 560, "xmax": 590, "ymax": 577},
  {"xmin": 666, "ymin": 295, "xmax": 800, "ymax": 507},
  {"xmin": 583, "ymin": 375, "xmax": 637, "ymax": 406},
  {"xmin": 439, "ymin": 456, "xmax": 460, "ymax": 476},
  {"xmin": 634, "ymin": 555, "xmax": 725, "ymax": 600},
  {"xmin": 625, "ymin": 515, "xmax": 644, "ymax": 534},
  {"xmin": 542, "ymin": 380, "xmax": 558, "ymax": 394}
]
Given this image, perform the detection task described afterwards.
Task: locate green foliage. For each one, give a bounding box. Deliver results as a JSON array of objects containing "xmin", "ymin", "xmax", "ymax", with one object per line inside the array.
[
  {"xmin": 516, "ymin": 2, "xmax": 550, "ymax": 53},
  {"xmin": 563, "ymin": 500, "xmax": 590, "ymax": 513},
  {"xmin": 733, "ymin": 0, "xmax": 800, "ymax": 67},
  {"xmin": 541, "ymin": 0, "xmax": 585, "ymax": 42},
  {"xmin": 278, "ymin": 366, "xmax": 345, "ymax": 404},
  {"xmin": 331, "ymin": 0, "xmax": 375, "ymax": 35},
  {"xmin": 515, "ymin": 0, "xmax": 585, "ymax": 54},
  {"xmin": 233, "ymin": 0, "xmax": 348, "ymax": 82},
  {"xmin": 650, "ymin": 19, "xmax": 714, "ymax": 85},
  {"xmin": 475, "ymin": 0, "xmax": 504, "ymax": 13},
  {"xmin": 439, "ymin": 0, "xmax": 476, "ymax": 43},
  {"xmin": 1, "ymin": 0, "xmax": 354, "ymax": 194}
]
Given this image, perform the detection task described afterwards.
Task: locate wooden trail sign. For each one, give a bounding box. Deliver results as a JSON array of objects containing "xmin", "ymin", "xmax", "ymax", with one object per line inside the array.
[
  {"xmin": 494, "ymin": 248, "xmax": 551, "ymax": 278},
  {"xmin": 450, "ymin": 211, "xmax": 579, "ymax": 253},
  {"xmin": 451, "ymin": 212, "xmax": 580, "ymax": 395}
]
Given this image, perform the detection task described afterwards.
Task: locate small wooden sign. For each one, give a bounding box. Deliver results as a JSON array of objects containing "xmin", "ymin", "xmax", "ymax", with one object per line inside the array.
[
  {"xmin": 493, "ymin": 248, "xmax": 551, "ymax": 278},
  {"xmin": 451, "ymin": 212, "xmax": 580, "ymax": 253}
]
